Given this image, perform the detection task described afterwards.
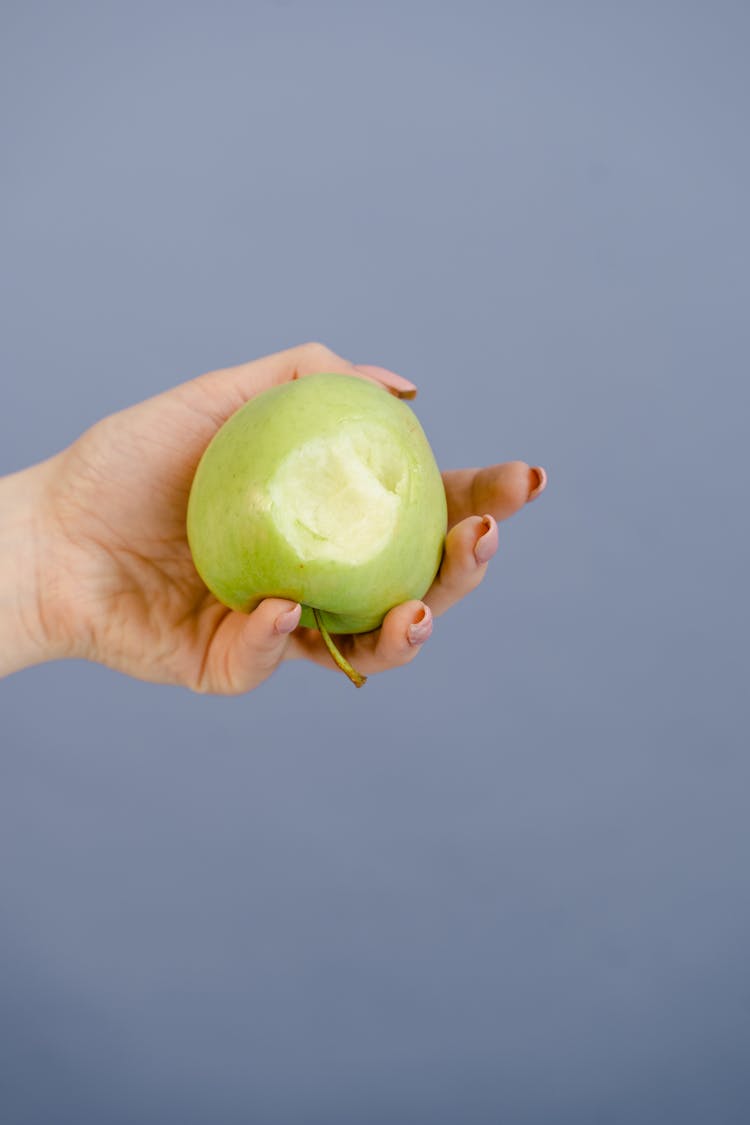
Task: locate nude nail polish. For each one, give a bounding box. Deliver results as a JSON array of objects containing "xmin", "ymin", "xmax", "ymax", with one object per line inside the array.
[
  {"xmin": 528, "ymin": 466, "xmax": 548, "ymax": 501},
  {"xmin": 407, "ymin": 606, "xmax": 432, "ymax": 646},
  {"xmin": 275, "ymin": 605, "xmax": 301, "ymax": 635},
  {"xmin": 353, "ymin": 364, "xmax": 418, "ymax": 399},
  {"xmin": 474, "ymin": 515, "xmax": 497, "ymax": 565}
]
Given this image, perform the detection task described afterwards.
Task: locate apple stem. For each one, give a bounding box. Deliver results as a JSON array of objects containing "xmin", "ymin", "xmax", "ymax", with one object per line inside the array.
[{"xmin": 312, "ymin": 608, "xmax": 367, "ymax": 688}]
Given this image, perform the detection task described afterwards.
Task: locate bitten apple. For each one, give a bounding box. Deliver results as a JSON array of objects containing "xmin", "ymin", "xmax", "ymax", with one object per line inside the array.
[{"xmin": 187, "ymin": 373, "xmax": 447, "ymax": 684}]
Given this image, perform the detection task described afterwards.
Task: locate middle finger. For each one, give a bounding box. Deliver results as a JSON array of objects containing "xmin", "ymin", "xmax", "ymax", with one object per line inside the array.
[{"xmin": 423, "ymin": 513, "xmax": 499, "ymax": 618}]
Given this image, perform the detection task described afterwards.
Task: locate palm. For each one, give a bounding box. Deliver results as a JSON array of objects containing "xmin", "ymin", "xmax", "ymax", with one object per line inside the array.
[
  {"xmin": 46, "ymin": 380, "xmax": 234, "ymax": 684},
  {"xmin": 45, "ymin": 346, "xmax": 545, "ymax": 692}
]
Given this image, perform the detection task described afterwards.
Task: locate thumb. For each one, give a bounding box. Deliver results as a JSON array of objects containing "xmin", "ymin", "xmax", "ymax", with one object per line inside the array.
[
  {"xmin": 198, "ymin": 599, "xmax": 301, "ymax": 694},
  {"xmin": 188, "ymin": 342, "xmax": 417, "ymax": 422}
]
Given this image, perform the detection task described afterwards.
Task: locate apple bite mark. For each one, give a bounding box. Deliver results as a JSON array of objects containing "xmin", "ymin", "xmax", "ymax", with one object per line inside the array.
[{"xmin": 268, "ymin": 427, "xmax": 408, "ymax": 565}]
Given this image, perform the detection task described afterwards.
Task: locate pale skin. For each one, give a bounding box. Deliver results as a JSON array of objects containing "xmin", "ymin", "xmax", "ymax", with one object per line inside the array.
[{"xmin": 0, "ymin": 343, "xmax": 547, "ymax": 692}]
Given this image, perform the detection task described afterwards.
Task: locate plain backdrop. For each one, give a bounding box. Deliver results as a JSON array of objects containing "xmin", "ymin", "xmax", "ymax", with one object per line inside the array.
[{"xmin": 1, "ymin": 2, "xmax": 749, "ymax": 1123}]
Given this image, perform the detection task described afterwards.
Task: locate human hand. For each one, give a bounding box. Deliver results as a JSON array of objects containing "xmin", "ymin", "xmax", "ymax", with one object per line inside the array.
[{"xmin": 0, "ymin": 344, "xmax": 546, "ymax": 690}]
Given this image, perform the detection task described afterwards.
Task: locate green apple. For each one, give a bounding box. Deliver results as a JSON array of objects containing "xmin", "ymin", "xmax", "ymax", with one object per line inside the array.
[{"xmin": 186, "ymin": 372, "xmax": 448, "ymax": 685}]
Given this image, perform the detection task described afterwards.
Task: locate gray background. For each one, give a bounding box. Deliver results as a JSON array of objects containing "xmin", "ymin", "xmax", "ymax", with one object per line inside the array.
[{"xmin": 1, "ymin": 1, "xmax": 748, "ymax": 1122}]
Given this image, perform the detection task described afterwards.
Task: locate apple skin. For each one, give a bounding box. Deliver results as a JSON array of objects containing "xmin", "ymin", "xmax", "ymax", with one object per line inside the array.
[{"xmin": 186, "ymin": 373, "xmax": 448, "ymax": 634}]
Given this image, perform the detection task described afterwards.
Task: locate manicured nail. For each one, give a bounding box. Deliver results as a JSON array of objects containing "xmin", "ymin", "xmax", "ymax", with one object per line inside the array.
[
  {"xmin": 274, "ymin": 604, "xmax": 301, "ymax": 635},
  {"xmin": 407, "ymin": 605, "xmax": 432, "ymax": 646},
  {"xmin": 474, "ymin": 514, "xmax": 497, "ymax": 565},
  {"xmin": 353, "ymin": 364, "xmax": 418, "ymax": 399},
  {"xmin": 528, "ymin": 466, "xmax": 548, "ymax": 501}
]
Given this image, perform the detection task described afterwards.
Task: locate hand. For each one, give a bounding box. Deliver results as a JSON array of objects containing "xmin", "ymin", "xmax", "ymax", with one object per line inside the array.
[{"xmin": 1, "ymin": 344, "xmax": 546, "ymax": 691}]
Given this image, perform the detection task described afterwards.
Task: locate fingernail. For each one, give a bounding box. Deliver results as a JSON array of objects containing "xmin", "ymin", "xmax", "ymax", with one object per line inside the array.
[
  {"xmin": 474, "ymin": 514, "xmax": 497, "ymax": 564},
  {"xmin": 354, "ymin": 364, "xmax": 418, "ymax": 399},
  {"xmin": 407, "ymin": 605, "xmax": 432, "ymax": 646},
  {"xmin": 274, "ymin": 604, "xmax": 301, "ymax": 635},
  {"xmin": 528, "ymin": 466, "xmax": 548, "ymax": 501}
]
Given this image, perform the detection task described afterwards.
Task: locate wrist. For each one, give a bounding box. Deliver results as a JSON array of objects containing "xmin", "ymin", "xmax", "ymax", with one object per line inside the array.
[{"xmin": 0, "ymin": 457, "xmax": 70, "ymax": 677}]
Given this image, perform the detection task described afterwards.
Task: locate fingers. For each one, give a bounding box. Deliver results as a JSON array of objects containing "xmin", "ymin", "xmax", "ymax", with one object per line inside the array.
[
  {"xmin": 358, "ymin": 600, "xmax": 433, "ymax": 671},
  {"xmin": 442, "ymin": 461, "xmax": 547, "ymax": 528},
  {"xmin": 196, "ymin": 598, "xmax": 301, "ymax": 694},
  {"xmin": 423, "ymin": 514, "xmax": 498, "ymax": 618},
  {"xmin": 289, "ymin": 599, "xmax": 433, "ymax": 679},
  {"xmin": 188, "ymin": 342, "xmax": 417, "ymax": 422},
  {"xmin": 351, "ymin": 363, "xmax": 418, "ymax": 399}
]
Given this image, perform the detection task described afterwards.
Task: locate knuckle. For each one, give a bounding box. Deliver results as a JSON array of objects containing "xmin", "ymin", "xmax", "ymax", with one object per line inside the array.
[{"xmin": 302, "ymin": 341, "xmax": 334, "ymax": 363}]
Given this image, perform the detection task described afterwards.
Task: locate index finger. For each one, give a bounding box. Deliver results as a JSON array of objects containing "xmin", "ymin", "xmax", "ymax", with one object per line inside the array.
[{"xmin": 190, "ymin": 342, "xmax": 418, "ymax": 413}]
